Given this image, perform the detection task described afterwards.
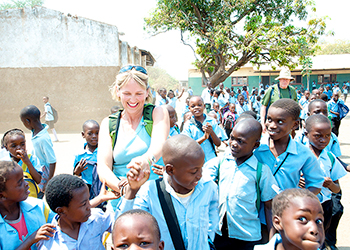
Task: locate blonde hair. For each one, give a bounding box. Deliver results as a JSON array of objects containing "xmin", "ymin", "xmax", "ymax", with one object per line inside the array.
[{"xmin": 109, "ymin": 67, "xmax": 153, "ymax": 103}]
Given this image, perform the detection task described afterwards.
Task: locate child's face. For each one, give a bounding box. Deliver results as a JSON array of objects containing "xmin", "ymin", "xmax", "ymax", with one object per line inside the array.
[
  {"xmin": 308, "ymin": 103, "xmax": 328, "ymax": 117},
  {"xmin": 333, "ymin": 93, "xmax": 339, "ymax": 102},
  {"xmin": 189, "ymin": 97, "xmax": 204, "ymax": 118},
  {"xmin": 213, "ymin": 103, "xmax": 220, "ymax": 112},
  {"xmin": 183, "ymin": 112, "xmax": 192, "ymax": 123},
  {"xmin": 229, "ymin": 104, "xmax": 235, "ymax": 113},
  {"xmin": 168, "ymin": 109, "xmax": 177, "ymax": 128},
  {"xmin": 168, "ymin": 155, "xmax": 204, "ymax": 194},
  {"xmin": 274, "ymin": 196, "xmax": 324, "ymax": 250},
  {"xmin": 229, "ymin": 126, "xmax": 258, "ymax": 161},
  {"xmin": 113, "ymin": 215, "xmax": 164, "ymax": 250},
  {"xmin": 160, "ymin": 90, "xmax": 167, "ymax": 98},
  {"xmin": 118, "ymin": 79, "xmax": 149, "ymax": 115},
  {"xmin": 306, "ymin": 123, "xmax": 331, "ymax": 151},
  {"xmin": 42, "ymin": 97, "xmax": 48, "ymax": 104},
  {"xmin": 168, "ymin": 92, "xmax": 174, "ymax": 98},
  {"xmin": 238, "ymin": 96, "xmax": 244, "ymax": 105},
  {"xmin": 82, "ymin": 124, "xmax": 99, "ymax": 147},
  {"xmin": 61, "ymin": 185, "xmax": 91, "ymax": 224},
  {"xmin": 304, "ymin": 91, "xmax": 310, "ymax": 99},
  {"xmin": 0, "ymin": 165, "xmax": 29, "ymax": 203},
  {"xmin": 266, "ymin": 107, "xmax": 298, "ymax": 141},
  {"xmin": 5, "ymin": 134, "xmax": 26, "ymax": 160},
  {"xmin": 185, "ymin": 98, "xmax": 190, "ymax": 106}
]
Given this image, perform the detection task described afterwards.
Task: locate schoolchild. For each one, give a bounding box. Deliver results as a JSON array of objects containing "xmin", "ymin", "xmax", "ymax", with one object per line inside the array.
[
  {"xmin": 203, "ymin": 118, "xmax": 279, "ymax": 250},
  {"xmin": 37, "ymin": 174, "xmax": 119, "ymax": 250},
  {"xmin": 180, "ymin": 97, "xmax": 190, "ymax": 122},
  {"xmin": 229, "ymin": 90, "xmax": 236, "ymax": 104},
  {"xmin": 254, "ymin": 188, "xmax": 324, "ymax": 250},
  {"xmin": 155, "ymin": 88, "xmax": 169, "ymax": 106},
  {"xmin": 328, "ymin": 92, "xmax": 344, "ymax": 136},
  {"xmin": 0, "ymin": 161, "xmax": 55, "ymax": 250},
  {"xmin": 165, "ymin": 105, "xmax": 180, "ymax": 137},
  {"xmin": 119, "ymin": 134, "xmax": 219, "ymax": 250},
  {"xmin": 207, "ymin": 111, "xmax": 229, "ymax": 147},
  {"xmin": 254, "ymin": 99, "xmax": 324, "ymax": 194},
  {"xmin": 213, "ymin": 90, "xmax": 229, "ymax": 110},
  {"xmin": 223, "ymin": 103, "xmax": 238, "ymax": 137},
  {"xmin": 20, "ymin": 105, "xmax": 56, "ymax": 196},
  {"xmin": 236, "ymin": 94, "xmax": 250, "ymax": 116},
  {"xmin": 294, "ymin": 99, "xmax": 341, "ymax": 158},
  {"xmin": 111, "ymin": 209, "xmax": 164, "ymax": 250},
  {"xmin": 167, "ymin": 88, "xmax": 184, "ymax": 109},
  {"xmin": 212, "ymin": 102, "xmax": 222, "ymax": 124},
  {"xmin": 182, "ymin": 96, "xmax": 222, "ymax": 162},
  {"xmin": 2, "ymin": 129, "xmax": 42, "ymax": 198},
  {"xmin": 304, "ymin": 115, "xmax": 347, "ymax": 237}
]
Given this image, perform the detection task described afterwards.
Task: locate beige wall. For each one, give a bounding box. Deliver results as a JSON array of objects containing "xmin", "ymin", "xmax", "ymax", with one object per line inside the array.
[{"xmin": 0, "ymin": 66, "xmax": 121, "ymax": 133}]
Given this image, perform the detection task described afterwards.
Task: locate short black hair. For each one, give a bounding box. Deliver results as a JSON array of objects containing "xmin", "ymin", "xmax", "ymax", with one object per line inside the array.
[
  {"xmin": 20, "ymin": 105, "xmax": 41, "ymax": 121},
  {"xmin": 0, "ymin": 161, "xmax": 19, "ymax": 192},
  {"xmin": 240, "ymin": 110, "xmax": 257, "ymax": 120},
  {"xmin": 82, "ymin": 119, "xmax": 99, "ymax": 131},
  {"xmin": 113, "ymin": 209, "xmax": 161, "ymax": 243},
  {"xmin": 189, "ymin": 95, "xmax": 204, "ymax": 103},
  {"xmin": 45, "ymin": 174, "xmax": 87, "ymax": 212},
  {"xmin": 1, "ymin": 128, "xmax": 25, "ymax": 149},
  {"xmin": 270, "ymin": 98, "xmax": 300, "ymax": 121},
  {"xmin": 305, "ymin": 114, "xmax": 331, "ymax": 133},
  {"xmin": 320, "ymin": 93, "xmax": 328, "ymax": 102},
  {"xmin": 308, "ymin": 99, "xmax": 327, "ymax": 113}
]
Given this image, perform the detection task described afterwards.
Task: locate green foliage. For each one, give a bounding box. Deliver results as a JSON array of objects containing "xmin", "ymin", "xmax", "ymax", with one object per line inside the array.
[
  {"xmin": 147, "ymin": 67, "xmax": 180, "ymax": 91},
  {"xmin": 0, "ymin": 0, "xmax": 44, "ymax": 10},
  {"xmin": 316, "ymin": 40, "xmax": 350, "ymax": 55},
  {"xmin": 145, "ymin": 0, "xmax": 327, "ymax": 87}
]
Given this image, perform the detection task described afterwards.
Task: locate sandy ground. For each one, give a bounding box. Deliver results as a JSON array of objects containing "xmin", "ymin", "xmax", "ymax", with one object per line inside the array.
[{"xmin": 3, "ymin": 95, "xmax": 350, "ymax": 248}]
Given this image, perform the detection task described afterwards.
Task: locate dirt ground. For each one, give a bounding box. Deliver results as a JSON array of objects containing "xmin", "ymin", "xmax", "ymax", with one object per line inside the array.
[{"xmin": 4, "ymin": 95, "xmax": 350, "ymax": 249}]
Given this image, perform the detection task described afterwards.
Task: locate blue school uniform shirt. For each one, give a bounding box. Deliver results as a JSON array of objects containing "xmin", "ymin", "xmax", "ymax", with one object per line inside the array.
[
  {"xmin": 294, "ymin": 129, "xmax": 342, "ymax": 157},
  {"xmin": 37, "ymin": 209, "xmax": 115, "ymax": 250},
  {"xmin": 254, "ymin": 233, "xmax": 282, "ymax": 250},
  {"xmin": 328, "ymin": 99, "xmax": 344, "ymax": 118},
  {"xmin": 229, "ymin": 95, "xmax": 236, "ymax": 104},
  {"xmin": 254, "ymin": 135, "xmax": 324, "ymax": 191},
  {"xmin": 117, "ymin": 173, "xmax": 219, "ymax": 250},
  {"xmin": 236, "ymin": 103, "xmax": 250, "ymax": 116},
  {"xmin": 0, "ymin": 197, "xmax": 55, "ymax": 250},
  {"xmin": 169, "ymin": 126, "xmax": 180, "ymax": 137},
  {"xmin": 203, "ymin": 150, "xmax": 279, "ymax": 241},
  {"xmin": 73, "ymin": 144, "xmax": 98, "ymax": 185},
  {"xmin": 168, "ymin": 97, "xmax": 178, "ymax": 108},
  {"xmin": 155, "ymin": 97, "xmax": 169, "ymax": 106},
  {"xmin": 324, "ymin": 90, "xmax": 333, "ymax": 100},
  {"xmin": 317, "ymin": 150, "xmax": 347, "ymax": 204},
  {"xmin": 182, "ymin": 114, "xmax": 222, "ymax": 162},
  {"xmin": 31, "ymin": 124, "xmax": 56, "ymax": 169}
]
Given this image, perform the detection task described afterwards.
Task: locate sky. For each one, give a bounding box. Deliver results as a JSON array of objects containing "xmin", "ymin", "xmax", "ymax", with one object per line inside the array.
[{"xmin": 2, "ymin": 0, "xmax": 350, "ymax": 80}]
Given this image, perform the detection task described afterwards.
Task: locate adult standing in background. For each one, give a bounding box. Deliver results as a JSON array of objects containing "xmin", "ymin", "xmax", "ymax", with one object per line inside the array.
[
  {"xmin": 187, "ymin": 86, "xmax": 194, "ymax": 96},
  {"xmin": 41, "ymin": 96, "xmax": 59, "ymax": 142},
  {"xmin": 201, "ymin": 81, "xmax": 212, "ymax": 113},
  {"xmin": 260, "ymin": 67, "xmax": 298, "ymax": 132}
]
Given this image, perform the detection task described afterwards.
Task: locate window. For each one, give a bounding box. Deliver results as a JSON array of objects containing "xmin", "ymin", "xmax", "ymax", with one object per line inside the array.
[
  {"xmin": 232, "ymin": 76, "xmax": 248, "ymax": 86},
  {"xmin": 261, "ymin": 76, "xmax": 270, "ymax": 85},
  {"xmin": 317, "ymin": 74, "xmax": 336, "ymax": 83},
  {"xmin": 295, "ymin": 75, "xmax": 302, "ymax": 83}
]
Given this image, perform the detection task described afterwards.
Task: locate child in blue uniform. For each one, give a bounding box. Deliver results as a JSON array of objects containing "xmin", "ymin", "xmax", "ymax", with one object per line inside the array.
[
  {"xmin": 203, "ymin": 118, "xmax": 279, "ymax": 250},
  {"xmin": 0, "ymin": 161, "xmax": 55, "ymax": 250},
  {"xmin": 304, "ymin": 115, "xmax": 347, "ymax": 248},
  {"xmin": 182, "ymin": 96, "xmax": 222, "ymax": 162},
  {"xmin": 254, "ymin": 188, "xmax": 324, "ymax": 250},
  {"xmin": 2, "ymin": 129, "xmax": 42, "ymax": 198}
]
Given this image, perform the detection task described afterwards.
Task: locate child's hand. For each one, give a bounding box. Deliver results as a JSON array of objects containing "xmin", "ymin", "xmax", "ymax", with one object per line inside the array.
[
  {"xmin": 323, "ymin": 177, "xmax": 333, "ymax": 188},
  {"xmin": 99, "ymin": 180, "xmax": 121, "ymax": 201},
  {"xmin": 203, "ymin": 122, "xmax": 214, "ymax": 135},
  {"xmin": 127, "ymin": 164, "xmax": 150, "ymax": 191},
  {"xmin": 152, "ymin": 163, "xmax": 165, "ymax": 176},
  {"xmin": 15, "ymin": 149, "xmax": 30, "ymax": 164},
  {"xmin": 33, "ymin": 224, "xmax": 56, "ymax": 242},
  {"xmin": 74, "ymin": 159, "xmax": 88, "ymax": 176},
  {"xmin": 298, "ymin": 174, "xmax": 305, "ymax": 189}
]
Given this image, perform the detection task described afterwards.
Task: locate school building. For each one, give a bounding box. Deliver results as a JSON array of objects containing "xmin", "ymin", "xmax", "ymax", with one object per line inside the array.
[{"xmin": 188, "ymin": 54, "xmax": 350, "ymax": 95}]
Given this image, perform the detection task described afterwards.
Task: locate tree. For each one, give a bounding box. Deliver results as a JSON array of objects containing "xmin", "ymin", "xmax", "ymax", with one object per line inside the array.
[
  {"xmin": 145, "ymin": 0, "xmax": 327, "ymax": 87},
  {"xmin": 0, "ymin": 0, "xmax": 44, "ymax": 10},
  {"xmin": 316, "ymin": 40, "xmax": 350, "ymax": 55},
  {"xmin": 301, "ymin": 57, "xmax": 312, "ymax": 90},
  {"xmin": 148, "ymin": 67, "xmax": 180, "ymax": 91}
]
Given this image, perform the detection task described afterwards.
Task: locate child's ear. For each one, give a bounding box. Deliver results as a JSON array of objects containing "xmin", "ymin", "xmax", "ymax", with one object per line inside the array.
[
  {"xmin": 292, "ymin": 120, "xmax": 299, "ymax": 130},
  {"xmin": 55, "ymin": 207, "xmax": 64, "ymax": 215},
  {"xmin": 81, "ymin": 131, "xmax": 85, "ymax": 138},
  {"xmin": 254, "ymin": 140, "xmax": 260, "ymax": 150},
  {"xmin": 304, "ymin": 130, "xmax": 309, "ymax": 137},
  {"xmin": 159, "ymin": 240, "xmax": 165, "ymax": 250},
  {"xmin": 165, "ymin": 164, "xmax": 174, "ymax": 176},
  {"xmin": 273, "ymin": 215, "xmax": 283, "ymax": 232}
]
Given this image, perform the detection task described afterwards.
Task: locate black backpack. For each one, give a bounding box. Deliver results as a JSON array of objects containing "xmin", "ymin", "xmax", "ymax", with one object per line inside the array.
[{"xmin": 224, "ymin": 115, "xmax": 234, "ymax": 129}]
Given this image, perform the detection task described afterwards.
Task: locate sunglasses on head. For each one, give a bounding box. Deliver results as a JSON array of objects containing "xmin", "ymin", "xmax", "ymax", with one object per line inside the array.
[{"xmin": 118, "ymin": 65, "xmax": 148, "ymax": 75}]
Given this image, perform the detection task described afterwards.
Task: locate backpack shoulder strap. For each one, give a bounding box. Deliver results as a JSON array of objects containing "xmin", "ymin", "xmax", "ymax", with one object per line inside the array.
[
  {"xmin": 256, "ymin": 161, "xmax": 263, "ymax": 211},
  {"xmin": 143, "ymin": 103, "xmax": 155, "ymax": 137},
  {"xmin": 327, "ymin": 152, "xmax": 335, "ymax": 170},
  {"xmin": 109, "ymin": 109, "xmax": 123, "ymax": 150}
]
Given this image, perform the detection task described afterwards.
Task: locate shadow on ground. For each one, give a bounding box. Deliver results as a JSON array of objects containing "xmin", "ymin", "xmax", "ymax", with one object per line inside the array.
[{"xmin": 339, "ymin": 247, "xmax": 350, "ymax": 250}]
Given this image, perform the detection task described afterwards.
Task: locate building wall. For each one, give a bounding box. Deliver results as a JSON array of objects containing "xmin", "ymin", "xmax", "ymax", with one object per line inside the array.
[{"xmin": 0, "ymin": 6, "xmax": 147, "ymax": 132}]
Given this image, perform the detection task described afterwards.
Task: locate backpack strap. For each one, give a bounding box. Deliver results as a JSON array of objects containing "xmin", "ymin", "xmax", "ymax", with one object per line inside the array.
[
  {"xmin": 156, "ymin": 178, "xmax": 186, "ymax": 250},
  {"xmin": 143, "ymin": 103, "xmax": 155, "ymax": 137},
  {"xmin": 44, "ymin": 203, "xmax": 50, "ymax": 222},
  {"xmin": 109, "ymin": 109, "xmax": 123, "ymax": 150},
  {"xmin": 327, "ymin": 152, "xmax": 335, "ymax": 171},
  {"xmin": 256, "ymin": 161, "xmax": 263, "ymax": 211}
]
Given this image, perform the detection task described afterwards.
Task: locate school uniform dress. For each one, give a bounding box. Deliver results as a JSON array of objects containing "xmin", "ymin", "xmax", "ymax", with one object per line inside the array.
[
  {"xmin": 117, "ymin": 172, "xmax": 219, "ymax": 250},
  {"xmin": 37, "ymin": 209, "xmax": 114, "ymax": 250},
  {"xmin": 31, "ymin": 124, "xmax": 56, "ymax": 191},
  {"xmin": 182, "ymin": 114, "xmax": 223, "ymax": 162},
  {"xmin": 203, "ymin": 150, "xmax": 279, "ymax": 242},
  {"xmin": 73, "ymin": 144, "xmax": 98, "ymax": 186},
  {"xmin": 254, "ymin": 135, "xmax": 324, "ymax": 191},
  {"xmin": 168, "ymin": 97, "xmax": 178, "ymax": 109},
  {"xmin": 0, "ymin": 197, "xmax": 55, "ymax": 250}
]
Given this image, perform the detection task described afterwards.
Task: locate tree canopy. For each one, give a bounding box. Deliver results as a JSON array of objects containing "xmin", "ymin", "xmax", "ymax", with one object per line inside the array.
[
  {"xmin": 145, "ymin": 0, "xmax": 327, "ymax": 87},
  {"xmin": 316, "ymin": 40, "xmax": 350, "ymax": 55},
  {"xmin": 0, "ymin": 0, "xmax": 43, "ymax": 10},
  {"xmin": 148, "ymin": 67, "xmax": 180, "ymax": 91}
]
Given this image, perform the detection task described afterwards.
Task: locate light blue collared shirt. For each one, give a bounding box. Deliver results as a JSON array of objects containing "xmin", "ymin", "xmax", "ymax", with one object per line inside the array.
[
  {"xmin": 31, "ymin": 124, "xmax": 56, "ymax": 168},
  {"xmin": 117, "ymin": 173, "xmax": 219, "ymax": 250},
  {"xmin": 73, "ymin": 144, "xmax": 98, "ymax": 185},
  {"xmin": 182, "ymin": 114, "xmax": 223, "ymax": 162},
  {"xmin": 236, "ymin": 103, "xmax": 250, "ymax": 116},
  {"xmin": 317, "ymin": 150, "xmax": 347, "ymax": 203},
  {"xmin": 0, "ymin": 197, "xmax": 55, "ymax": 250},
  {"xmin": 294, "ymin": 129, "xmax": 342, "ymax": 157},
  {"xmin": 203, "ymin": 150, "xmax": 279, "ymax": 241},
  {"xmin": 37, "ymin": 209, "xmax": 114, "ymax": 250},
  {"xmin": 328, "ymin": 99, "xmax": 344, "ymax": 118},
  {"xmin": 254, "ymin": 135, "xmax": 324, "ymax": 191}
]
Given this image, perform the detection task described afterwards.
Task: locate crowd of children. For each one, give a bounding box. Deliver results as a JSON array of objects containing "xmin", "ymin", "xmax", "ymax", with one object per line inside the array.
[{"xmin": 0, "ymin": 80, "xmax": 349, "ymax": 250}]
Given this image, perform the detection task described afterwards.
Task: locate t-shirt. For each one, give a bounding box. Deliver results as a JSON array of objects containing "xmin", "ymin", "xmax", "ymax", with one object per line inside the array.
[
  {"xmin": 261, "ymin": 85, "xmax": 298, "ymax": 106},
  {"xmin": 5, "ymin": 210, "xmax": 28, "ymax": 242},
  {"xmin": 44, "ymin": 103, "xmax": 54, "ymax": 121}
]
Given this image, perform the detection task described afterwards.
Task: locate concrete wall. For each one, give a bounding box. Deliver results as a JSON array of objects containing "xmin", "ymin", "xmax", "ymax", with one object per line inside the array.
[{"xmin": 0, "ymin": 6, "xmax": 147, "ymax": 132}]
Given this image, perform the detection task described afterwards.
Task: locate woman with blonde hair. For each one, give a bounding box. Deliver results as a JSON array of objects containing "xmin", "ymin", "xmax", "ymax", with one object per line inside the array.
[{"xmin": 97, "ymin": 65, "xmax": 169, "ymax": 209}]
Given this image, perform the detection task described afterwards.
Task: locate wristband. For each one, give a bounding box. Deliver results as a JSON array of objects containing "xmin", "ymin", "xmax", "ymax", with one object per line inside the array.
[{"xmin": 146, "ymin": 158, "xmax": 152, "ymax": 167}]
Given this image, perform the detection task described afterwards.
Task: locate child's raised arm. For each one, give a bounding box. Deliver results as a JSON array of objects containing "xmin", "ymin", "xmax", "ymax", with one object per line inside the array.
[
  {"xmin": 323, "ymin": 178, "xmax": 341, "ymax": 194},
  {"xmin": 17, "ymin": 150, "xmax": 42, "ymax": 184},
  {"xmin": 15, "ymin": 224, "xmax": 55, "ymax": 250},
  {"xmin": 90, "ymin": 180, "xmax": 122, "ymax": 208}
]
